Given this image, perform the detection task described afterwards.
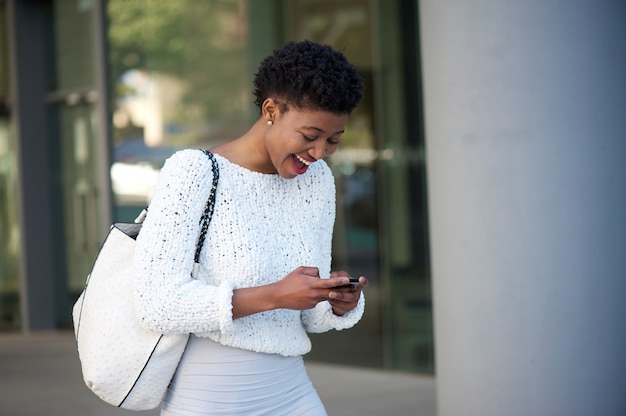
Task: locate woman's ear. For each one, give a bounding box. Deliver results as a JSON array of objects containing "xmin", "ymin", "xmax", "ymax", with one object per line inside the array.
[{"xmin": 262, "ymin": 98, "xmax": 278, "ymax": 123}]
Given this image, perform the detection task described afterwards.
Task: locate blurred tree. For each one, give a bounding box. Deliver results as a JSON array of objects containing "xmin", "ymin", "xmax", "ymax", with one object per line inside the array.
[{"xmin": 107, "ymin": 0, "xmax": 251, "ymax": 145}]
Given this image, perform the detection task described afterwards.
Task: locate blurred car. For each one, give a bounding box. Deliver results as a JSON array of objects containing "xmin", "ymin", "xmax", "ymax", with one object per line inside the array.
[{"xmin": 110, "ymin": 138, "xmax": 178, "ymax": 204}]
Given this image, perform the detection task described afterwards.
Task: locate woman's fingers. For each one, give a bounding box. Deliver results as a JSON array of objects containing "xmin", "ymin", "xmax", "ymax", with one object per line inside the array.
[{"xmin": 299, "ymin": 266, "xmax": 320, "ymax": 277}]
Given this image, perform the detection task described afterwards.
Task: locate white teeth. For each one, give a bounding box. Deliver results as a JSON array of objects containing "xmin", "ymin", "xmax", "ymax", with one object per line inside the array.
[{"xmin": 296, "ymin": 154, "xmax": 311, "ymax": 166}]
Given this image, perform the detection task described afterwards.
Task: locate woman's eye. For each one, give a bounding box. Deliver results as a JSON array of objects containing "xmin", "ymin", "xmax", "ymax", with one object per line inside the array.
[
  {"xmin": 302, "ymin": 134, "xmax": 315, "ymax": 142},
  {"xmin": 328, "ymin": 139, "xmax": 340, "ymax": 145}
]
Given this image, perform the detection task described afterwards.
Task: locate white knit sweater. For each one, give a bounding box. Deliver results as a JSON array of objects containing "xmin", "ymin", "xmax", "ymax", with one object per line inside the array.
[{"xmin": 133, "ymin": 149, "xmax": 365, "ymax": 357}]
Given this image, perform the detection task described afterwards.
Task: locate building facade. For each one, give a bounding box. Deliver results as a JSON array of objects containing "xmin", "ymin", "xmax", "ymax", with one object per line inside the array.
[
  {"xmin": 0, "ymin": 0, "xmax": 432, "ymax": 374},
  {"xmin": 3, "ymin": 1, "xmax": 626, "ymax": 413}
]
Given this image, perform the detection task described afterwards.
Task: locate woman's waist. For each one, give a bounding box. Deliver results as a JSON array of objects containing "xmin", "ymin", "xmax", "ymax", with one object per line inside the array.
[{"xmin": 194, "ymin": 312, "xmax": 313, "ymax": 357}]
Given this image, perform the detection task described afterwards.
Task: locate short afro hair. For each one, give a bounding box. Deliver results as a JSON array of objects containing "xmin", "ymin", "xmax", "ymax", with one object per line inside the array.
[{"xmin": 253, "ymin": 40, "xmax": 363, "ymax": 114}]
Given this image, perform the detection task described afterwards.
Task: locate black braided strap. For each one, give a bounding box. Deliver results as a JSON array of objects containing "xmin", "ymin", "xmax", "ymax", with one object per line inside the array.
[{"xmin": 194, "ymin": 150, "xmax": 219, "ymax": 263}]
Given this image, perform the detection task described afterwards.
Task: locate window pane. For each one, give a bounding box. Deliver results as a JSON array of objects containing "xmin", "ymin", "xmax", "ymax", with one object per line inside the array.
[
  {"xmin": 0, "ymin": 119, "xmax": 21, "ymax": 331},
  {"xmin": 54, "ymin": 0, "xmax": 94, "ymax": 91},
  {"xmin": 107, "ymin": 0, "xmax": 253, "ymax": 220},
  {"xmin": 106, "ymin": 0, "xmax": 434, "ymax": 374},
  {"xmin": 0, "ymin": 3, "xmax": 20, "ymax": 331}
]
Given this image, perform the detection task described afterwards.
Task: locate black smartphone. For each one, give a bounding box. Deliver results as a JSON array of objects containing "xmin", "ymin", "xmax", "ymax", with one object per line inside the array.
[{"xmin": 334, "ymin": 278, "xmax": 360, "ymax": 288}]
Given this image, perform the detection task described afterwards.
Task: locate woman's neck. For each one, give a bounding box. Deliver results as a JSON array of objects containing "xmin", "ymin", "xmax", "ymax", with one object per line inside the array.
[{"xmin": 209, "ymin": 118, "xmax": 275, "ymax": 174}]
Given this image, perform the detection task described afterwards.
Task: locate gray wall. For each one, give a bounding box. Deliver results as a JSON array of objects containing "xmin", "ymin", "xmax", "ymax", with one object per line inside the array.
[{"xmin": 420, "ymin": 1, "xmax": 626, "ymax": 415}]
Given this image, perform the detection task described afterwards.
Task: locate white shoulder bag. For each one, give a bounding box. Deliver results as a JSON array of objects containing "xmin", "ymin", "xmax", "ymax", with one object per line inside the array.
[{"xmin": 72, "ymin": 149, "xmax": 219, "ymax": 410}]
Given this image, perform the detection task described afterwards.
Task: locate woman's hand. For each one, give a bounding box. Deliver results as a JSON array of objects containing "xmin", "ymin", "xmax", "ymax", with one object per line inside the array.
[
  {"xmin": 231, "ymin": 266, "xmax": 367, "ymax": 319},
  {"xmin": 326, "ymin": 271, "xmax": 368, "ymax": 316},
  {"xmin": 271, "ymin": 266, "xmax": 358, "ymax": 311}
]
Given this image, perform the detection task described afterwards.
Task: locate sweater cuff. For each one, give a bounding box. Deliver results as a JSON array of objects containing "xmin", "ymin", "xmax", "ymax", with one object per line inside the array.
[
  {"xmin": 333, "ymin": 292, "xmax": 365, "ymax": 329},
  {"xmin": 302, "ymin": 292, "xmax": 365, "ymax": 333},
  {"xmin": 217, "ymin": 280, "xmax": 235, "ymax": 333}
]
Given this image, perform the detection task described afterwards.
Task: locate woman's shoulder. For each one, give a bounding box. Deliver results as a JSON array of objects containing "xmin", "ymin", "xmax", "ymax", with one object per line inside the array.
[
  {"xmin": 165, "ymin": 148, "xmax": 213, "ymax": 166},
  {"xmin": 162, "ymin": 149, "xmax": 216, "ymax": 175},
  {"xmin": 153, "ymin": 149, "xmax": 218, "ymax": 200}
]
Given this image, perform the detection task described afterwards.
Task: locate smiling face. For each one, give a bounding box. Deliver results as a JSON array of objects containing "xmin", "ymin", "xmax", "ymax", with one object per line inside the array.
[{"xmin": 262, "ymin": 100, "xmax": 349, "ymax": 179}]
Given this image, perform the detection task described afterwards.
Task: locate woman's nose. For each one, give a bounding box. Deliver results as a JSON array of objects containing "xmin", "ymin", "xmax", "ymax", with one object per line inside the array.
[{"xmin": 311, "ymin": 142, "xmax": 327, "ymax": 160}]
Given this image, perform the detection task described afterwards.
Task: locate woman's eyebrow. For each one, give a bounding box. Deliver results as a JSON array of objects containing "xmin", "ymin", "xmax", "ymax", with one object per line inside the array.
[{"xmin": 301, "ymin": 126, "xmax": 345, "ymax": 135}]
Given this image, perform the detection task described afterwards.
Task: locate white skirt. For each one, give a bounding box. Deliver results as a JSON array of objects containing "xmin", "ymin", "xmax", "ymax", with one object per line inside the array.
[{"xmin": 161, "ymin": 335, "xmax": 327, "ymax": 416}]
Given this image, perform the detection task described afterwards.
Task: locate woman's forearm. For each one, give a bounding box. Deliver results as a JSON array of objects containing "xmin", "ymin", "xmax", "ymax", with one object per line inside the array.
[{"xmin": 231, "ymin": 285, "xmax": 278, "ymax": 319}]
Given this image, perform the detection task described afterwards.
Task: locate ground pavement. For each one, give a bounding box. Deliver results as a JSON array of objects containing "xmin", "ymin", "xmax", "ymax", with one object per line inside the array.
[{"xmin": 0, "ymin": 331, "xmax": 436, "ymax": 416}]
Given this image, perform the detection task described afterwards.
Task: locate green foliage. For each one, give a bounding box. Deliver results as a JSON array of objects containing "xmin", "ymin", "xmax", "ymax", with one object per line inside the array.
[{"xmin": 107, "ymin": 0, "xmax": 252, "ymax": 141}]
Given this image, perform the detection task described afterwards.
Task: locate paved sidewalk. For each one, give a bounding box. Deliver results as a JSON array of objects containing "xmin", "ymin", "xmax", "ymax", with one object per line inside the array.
[{"xmin": 0, "ymin": 331, "xmax": 436, "ymax": 416}]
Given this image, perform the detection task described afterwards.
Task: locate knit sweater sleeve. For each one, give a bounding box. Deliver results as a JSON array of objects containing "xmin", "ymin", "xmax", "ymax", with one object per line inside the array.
[
  {"xmin": 300, "ymin": 162, "xmax": 366, "ymax": 333},
  {"xmin": 132, "ymin": 149, "xmax": 235, "ymax": 334},
  {"xmin": 301, "ymin": 293, "xmax": 366, "ymax": 333}
]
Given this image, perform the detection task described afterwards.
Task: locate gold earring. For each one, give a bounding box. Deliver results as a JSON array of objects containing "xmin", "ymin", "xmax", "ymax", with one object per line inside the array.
[{"xmin": 267, "ymin": 120, "xmax": 273, "ymax": 126}]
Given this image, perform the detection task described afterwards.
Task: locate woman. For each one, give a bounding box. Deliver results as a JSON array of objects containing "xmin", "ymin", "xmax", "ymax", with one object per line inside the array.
[{"xmin": 133, "ymin": 40, "xmax": 368, "ymax": 415}]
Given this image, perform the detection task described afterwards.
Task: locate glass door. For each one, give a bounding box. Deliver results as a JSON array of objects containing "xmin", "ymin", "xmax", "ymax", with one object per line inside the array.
[
  {"xmin": 375, "ymin": 0, "xmax": 433, "ymax": 373},
  {"xmin": 51, "ymin": 0, "xmax": 105, "ymax": 306},
  {"xmin": 282, "ymin": 0, "xmax": 434, "ymax": 372},
  {"xmin": 58, "ymin": 104, "xmax": 102, "ymax": 296},
  {"xmin": 281, "ymin": 0, "xmax": 384, "ymax": 368}
]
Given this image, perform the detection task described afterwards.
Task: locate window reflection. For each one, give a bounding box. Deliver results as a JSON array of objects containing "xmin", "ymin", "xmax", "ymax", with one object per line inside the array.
[
  {"xmin": 107, "ymin": 0, "xmax": 252, "ymax": 220},
  {"xmin": 0, "ymin": 3, "xmax": 20, "ymax": 330},
  {"xmin": 0, "ymin": 120, "xmax": 20, "ymax": 330}
]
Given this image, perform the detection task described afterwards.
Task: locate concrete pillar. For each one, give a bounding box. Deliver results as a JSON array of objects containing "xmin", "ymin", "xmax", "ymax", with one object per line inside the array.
[
  {"xmin": 419, "ymin": 1, "xmax": 626, "ymax": 415},
  {"xmin": 8, "ymin": 0, "xmax": 58, "ymax": 330}
]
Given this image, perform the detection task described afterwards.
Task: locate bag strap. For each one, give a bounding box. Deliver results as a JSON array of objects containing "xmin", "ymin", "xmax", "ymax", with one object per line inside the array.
[{"xmin": 194, "ymin": 150, "xmax": 219, "ymax": 263}]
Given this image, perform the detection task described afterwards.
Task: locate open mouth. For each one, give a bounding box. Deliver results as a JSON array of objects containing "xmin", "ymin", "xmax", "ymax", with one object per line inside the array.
[
  {"xmin": 292, "ymin": 154, "xmax": 312, "ymax": 174},
  {"xmin": 296, "ymin": 154, "xmax": 312, "ymax": 167}
]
